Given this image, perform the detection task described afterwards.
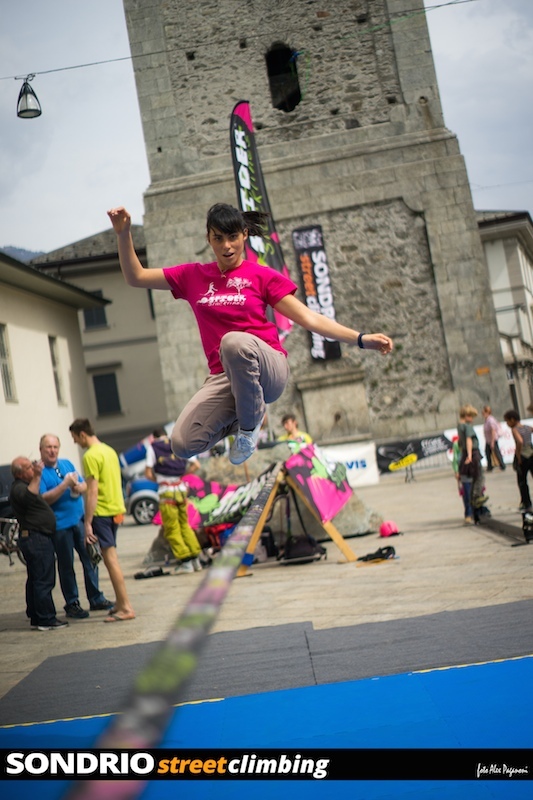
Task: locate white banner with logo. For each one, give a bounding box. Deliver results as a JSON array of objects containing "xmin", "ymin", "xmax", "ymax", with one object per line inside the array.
[{"xmin": 320, "ymin": 442, "xmax": 380, "ymax": 488}]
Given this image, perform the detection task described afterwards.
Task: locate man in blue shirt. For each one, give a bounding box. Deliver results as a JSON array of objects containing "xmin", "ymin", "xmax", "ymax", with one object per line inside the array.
[{"xmin": 39, "ymin": 433, "xmax": 112, "ymax": 618}]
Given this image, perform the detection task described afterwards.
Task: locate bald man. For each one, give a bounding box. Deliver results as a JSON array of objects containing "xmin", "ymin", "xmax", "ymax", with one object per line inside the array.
[{"xmin": 9, "ymin": 457, "xmax": 68, "ymax": 631}]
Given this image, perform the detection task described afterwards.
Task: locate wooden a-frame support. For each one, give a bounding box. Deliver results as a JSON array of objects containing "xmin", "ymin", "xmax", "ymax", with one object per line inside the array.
[{"xmin": 236, "ymin": 466, "xmax": 357, "ymax": 577}]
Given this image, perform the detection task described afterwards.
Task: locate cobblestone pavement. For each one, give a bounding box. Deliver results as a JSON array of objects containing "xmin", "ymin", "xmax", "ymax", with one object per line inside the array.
[{"xmin": 0, "ymin": 465, "xmax": 531, "ymax": 702}]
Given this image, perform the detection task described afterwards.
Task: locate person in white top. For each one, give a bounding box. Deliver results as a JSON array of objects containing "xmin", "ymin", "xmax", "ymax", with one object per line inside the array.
[{"xmin": 482, "ymin": 405, "xmax": 505, "ymax": 471}]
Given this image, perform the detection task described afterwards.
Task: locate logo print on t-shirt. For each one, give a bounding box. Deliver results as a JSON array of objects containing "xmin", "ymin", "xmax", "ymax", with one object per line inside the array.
[{"xmin": 198, "ymin": 277, "xmax": 252, "ymax": 306}]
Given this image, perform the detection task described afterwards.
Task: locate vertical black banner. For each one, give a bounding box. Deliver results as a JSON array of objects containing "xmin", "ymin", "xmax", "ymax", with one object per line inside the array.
[
  {"xmin": 230, "ymin": 100, "xmax": 292, "ymax": 341},
  {"xmin": 291, "ymin": 225, "xmax": 341, "ymax": 361}
]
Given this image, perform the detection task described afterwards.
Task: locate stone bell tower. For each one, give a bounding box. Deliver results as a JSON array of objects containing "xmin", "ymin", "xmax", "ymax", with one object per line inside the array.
[{"xmin": 123, "ymin": 0, "xmax": 509, "ymax": 442}]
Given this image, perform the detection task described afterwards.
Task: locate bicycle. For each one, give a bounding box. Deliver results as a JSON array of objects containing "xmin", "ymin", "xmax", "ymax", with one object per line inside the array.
[{"xmin": 0, "ymin": 516, "xmax": 25, "ymax": 566}]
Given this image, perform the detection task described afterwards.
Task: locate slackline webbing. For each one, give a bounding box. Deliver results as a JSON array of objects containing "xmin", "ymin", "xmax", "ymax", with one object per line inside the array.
[{"xmin": 63, "ymin": 462, "xmax": 285, "ymax": 800}]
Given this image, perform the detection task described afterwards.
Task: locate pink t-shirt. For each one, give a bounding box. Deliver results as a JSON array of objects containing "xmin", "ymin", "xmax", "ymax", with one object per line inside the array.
[{"xmin": 163, "ymin": 260, "xmax": 297, "ymax": 374}]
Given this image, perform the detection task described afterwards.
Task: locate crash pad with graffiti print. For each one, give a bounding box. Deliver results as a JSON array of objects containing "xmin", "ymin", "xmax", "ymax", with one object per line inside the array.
[{"xmin": 284, "ymin": 444, "xmax": 352, "ymax": 523}]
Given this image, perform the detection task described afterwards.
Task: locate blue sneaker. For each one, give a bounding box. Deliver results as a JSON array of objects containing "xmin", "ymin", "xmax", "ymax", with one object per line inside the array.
[{"xmin": 229, "ymin": 419, "xmax": 263, "ymax": 465}]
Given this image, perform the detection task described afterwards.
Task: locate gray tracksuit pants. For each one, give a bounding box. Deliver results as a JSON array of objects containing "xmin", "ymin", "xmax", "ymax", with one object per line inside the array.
[{"xmin": 171, "ymin": 331, "xmax": 289, "ymax": 458}]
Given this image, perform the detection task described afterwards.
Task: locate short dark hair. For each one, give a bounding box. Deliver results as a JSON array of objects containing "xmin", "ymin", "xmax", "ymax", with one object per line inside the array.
[
  {"xmin": 151, "ymin": 428, "xmax": 166, "ymax": 438},
  {"xmin": 69, "ymin": 418, "xmax": 95, "ymax": 436},
  {"xmin": 206, "ymin": 203, "xmax": 269, "ymax": 238},
  {"xmin": 281, "ymin": 414, "xmax": 296, "ymax": 424},
  {"xmin": 503, "ymin": 409, "xmax": 520, "ymax": 423}
]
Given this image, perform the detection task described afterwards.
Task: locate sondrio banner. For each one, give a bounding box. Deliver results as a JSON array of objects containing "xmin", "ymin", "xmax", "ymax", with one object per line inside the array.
[
  {"xmin": 291, "ymin": 225, "xmax": 341, "ymax": 361},
  {"xmin": 230, "ymin": 100, "xmax": 292, "ymax": 341}
]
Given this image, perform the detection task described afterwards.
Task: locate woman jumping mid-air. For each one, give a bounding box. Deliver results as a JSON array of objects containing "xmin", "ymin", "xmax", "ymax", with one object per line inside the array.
[{"xmin": 108, "ymin": 204, "xmax": 393, "ymax": 465}]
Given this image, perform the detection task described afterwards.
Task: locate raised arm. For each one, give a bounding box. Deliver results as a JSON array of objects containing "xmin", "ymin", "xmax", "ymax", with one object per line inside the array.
[
  {"xmin": 274, "ymin": 294, "xmax": 393, "ymax": 355},
  {"xmin": 107, "ymin": 206, "xmax": 170, "ymax": 290},
  {"xmin": 27, "ymin": 461, "xmax": 44, "ymax": 495}
]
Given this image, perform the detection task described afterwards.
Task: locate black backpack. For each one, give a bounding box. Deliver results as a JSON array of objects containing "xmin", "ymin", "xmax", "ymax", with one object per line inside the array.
[{"xmin": 280, "ymin": 534, "xmax": 327, "ymax": 564}]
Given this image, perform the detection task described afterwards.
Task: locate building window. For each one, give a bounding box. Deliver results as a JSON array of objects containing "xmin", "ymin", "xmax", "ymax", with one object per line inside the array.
[
  {"xmin": 93, "ymin": 372, "xmax": 121, "ymax": 415},
  {"xmin": 0, "ymin": 324, "xmax": 17, "ymax": 402},
  {"xmin": 48, "ymin": 336, "xmax": 65, "ymax": 404},
  {"xmin": 83, "ymin": 290, "xmax": 107, "ymax": 330},
  {"xmin": 265, "ymin": 43, "xmax": 302, "ymax": 113}
]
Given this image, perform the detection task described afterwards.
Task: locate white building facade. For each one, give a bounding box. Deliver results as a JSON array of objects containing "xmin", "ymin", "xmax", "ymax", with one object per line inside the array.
[
  {"xmin": 0, "ymin": 252, "xmax": 106, "ymax": 466},
  {"xmin": 479, "ymin": 211, "xmax": 533, "ymax": 417}
]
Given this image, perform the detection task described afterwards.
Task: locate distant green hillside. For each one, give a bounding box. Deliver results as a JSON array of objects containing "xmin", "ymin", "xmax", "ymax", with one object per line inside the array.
[{"xmin": 0, "ymin": 246, "xmax": 45, "ymax": 263}]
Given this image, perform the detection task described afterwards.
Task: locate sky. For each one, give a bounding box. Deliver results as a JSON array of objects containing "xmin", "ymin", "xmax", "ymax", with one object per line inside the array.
[
  {"xmin": 0, "ymin": 0, "xmax": 532, "ymax": 254},
  {"xmin": 0, "ymin": 1, "xmax": 149, "ymax": 254}
]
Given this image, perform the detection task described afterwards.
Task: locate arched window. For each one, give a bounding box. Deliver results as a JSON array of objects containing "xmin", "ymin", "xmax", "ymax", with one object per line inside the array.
[{"xmin": 265, "ymin": 43, "xmax": 301, "ymax": 113}]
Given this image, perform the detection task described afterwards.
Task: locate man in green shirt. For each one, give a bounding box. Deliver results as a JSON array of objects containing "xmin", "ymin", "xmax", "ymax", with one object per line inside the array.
[{"xmin": 69, "ymin": 418, "xmax": 135, "ymax": 623}]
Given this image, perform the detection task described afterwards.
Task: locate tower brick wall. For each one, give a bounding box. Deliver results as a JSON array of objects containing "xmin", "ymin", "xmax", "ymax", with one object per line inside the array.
[{"xmin": 123, "ymin": 0, "xmax": 509, "ymax": 442}]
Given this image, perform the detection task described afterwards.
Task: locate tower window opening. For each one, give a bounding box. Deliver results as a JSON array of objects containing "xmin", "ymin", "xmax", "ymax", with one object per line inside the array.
[{"xmin": 265, "ymin": 43, "xmax": 301, "ymax": 113}]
